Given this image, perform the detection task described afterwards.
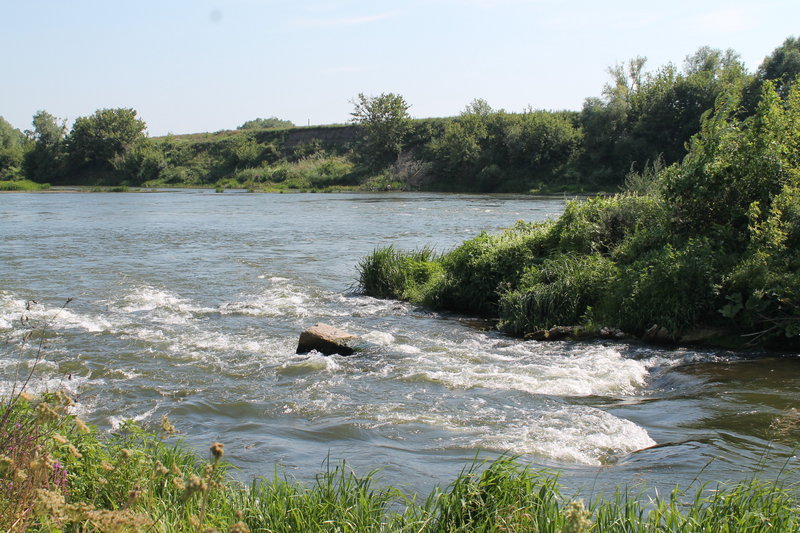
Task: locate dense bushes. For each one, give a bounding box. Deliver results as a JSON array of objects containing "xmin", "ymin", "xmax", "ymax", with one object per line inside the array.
[{"xmin": 358, "ymin": 78, "xmax": 800, "ymax": 349}]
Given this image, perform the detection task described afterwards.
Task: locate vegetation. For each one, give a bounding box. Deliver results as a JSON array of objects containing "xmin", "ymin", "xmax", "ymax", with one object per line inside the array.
[
  {"xmin": 4, "ymin": 37, "xmax": 797, "ymax": 193},
  {"xmin": 358, "ymin": 77, "xmax": 800, "ymax": 350},
  {"xmin": 237, "ymin": 117, "xmax": 295, "ymax": 130},
  {"xmin": 2, "ymin": 392, "xmax": 798, "ymax": 532}
]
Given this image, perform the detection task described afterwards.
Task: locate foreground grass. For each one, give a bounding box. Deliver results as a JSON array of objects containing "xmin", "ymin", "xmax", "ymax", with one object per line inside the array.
[{"xmin": 2, "ymin": 393, "xmax": 798, "ymax": 532}]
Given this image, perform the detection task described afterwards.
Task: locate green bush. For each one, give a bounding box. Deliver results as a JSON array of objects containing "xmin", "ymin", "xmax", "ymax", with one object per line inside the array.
[
  {"xmin": 434, "ymin": 222, "xmax": 555, "ymax": 315},
  {"xmin": 356, "ymin": 246, "xmax": 440, "ymax": 303},
  {"xmin": 600, "ymin": 238, "xmax": 723, "ymax": 335},
  {"xmin": 499, "ymin": 253, "xmax": 618, "ymax": 335}
]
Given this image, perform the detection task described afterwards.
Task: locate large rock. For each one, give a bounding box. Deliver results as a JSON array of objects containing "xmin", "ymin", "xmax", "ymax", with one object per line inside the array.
[{"xmin": 296, "ymin": 323, "xmax": 357, "ymax": 356}]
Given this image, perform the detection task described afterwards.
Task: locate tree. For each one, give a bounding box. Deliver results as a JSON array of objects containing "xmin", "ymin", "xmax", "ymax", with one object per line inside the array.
[
  {"xmin": 22, "ymin": 110, "xmax": 67, "ymax": 183},
  {"xmin": 66, "ymin": 108, "xmax": 147, "ymax": 175},
  {"xmin": 238, "ymin": 117, "xmax": 294, "ymax": 130},
  {"xmin": 756, "ymin": 36, "xmax": 800, "ymax": 97},
  {"xmin": 0, "ymin": 116, "xmax": 28, "ymax": 180},
  {"xmin": 350, "ymin": 92, "xmax": 411, "ymax": 168}
]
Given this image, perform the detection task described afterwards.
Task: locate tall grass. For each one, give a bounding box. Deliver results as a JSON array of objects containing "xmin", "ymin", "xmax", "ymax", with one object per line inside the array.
[
  {"xmin": 2, "ymin": 310, "xmax": 798, "ymax": 532},
  {"xmin": 0, "ymin": 179, "xmax": 51, "ymax": 191}
]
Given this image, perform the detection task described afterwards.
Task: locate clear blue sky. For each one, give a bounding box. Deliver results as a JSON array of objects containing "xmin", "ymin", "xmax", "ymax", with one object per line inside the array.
[{"xmin": 2, "ymin": 0, "xmax": 797, "ymax": 137}]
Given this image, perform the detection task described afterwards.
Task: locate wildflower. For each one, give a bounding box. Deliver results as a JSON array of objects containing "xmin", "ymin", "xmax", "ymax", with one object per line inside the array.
[
  {"xmin": 35, "ymin": 488, "xmax": 66, "ymax": 520},
  {"xmin": 562, "ymin": 500, "xmax": 592, "ymax": 533},
  {"xmin": 36, "ymin": 402, "xmax": 59, "ymax": 422},
  {"xmin": 210, "ymin": 442, "xmax": 224, "ymax": 459},
  {"xmin": 229, "ymin": 522, "xmax": 250, "ymax": 533},
  {"xmin": 186, "ymin": 474, "xmax": 207, "ymax": 494},
  {"xmin": 68, "ymin": 444, "xmax": 83, "ymax": 458},
  {"xmin": 121, "ymin": 448, "xmax": 133, "ymax": 459},
  {"xmin": 153, "ymin": 460, "xmax": 169, "ymax": 476},
  {"xmin": 172, "ymin": 477, "xmax": 186, "ymax": 491},
  {"xmin": 127, "ymin": 487, "xmax": 142, "ymax": 506},
  {"xmin": 52, "ymin": 433, "xmax": 68, "ymax": 444},
  {"xmin": 161, "ymin": 415, "xmax": 175, "ymax": 434},
  {"xmin": 19, "ymin": 391, "xmax": 34, "ymax": 402},
  {"xmin": 74, "ymin": 417, "xmax": 90, "ymax": 433},
  {"xmin": 100, "ymin": 460, "xmax": 115, "ymax": 472},
  {"xmin": 171, "ymin": 463, "xmax": 183, "ymax": 476}
]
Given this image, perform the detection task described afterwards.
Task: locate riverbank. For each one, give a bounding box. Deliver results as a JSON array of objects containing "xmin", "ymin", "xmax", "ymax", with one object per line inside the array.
[
  {"xmin": 357, "ymin": 79, "xmax": 800, "ymax": 353},
  {"xmin": 4, "ymin": 392, "xmax": 798, "ymax": 532}
]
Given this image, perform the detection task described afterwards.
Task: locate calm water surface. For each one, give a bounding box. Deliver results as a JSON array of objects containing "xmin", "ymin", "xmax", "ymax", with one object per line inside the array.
[{"xmin": 1, "ymin": 190, "xmax": 798, "ymax": 496}]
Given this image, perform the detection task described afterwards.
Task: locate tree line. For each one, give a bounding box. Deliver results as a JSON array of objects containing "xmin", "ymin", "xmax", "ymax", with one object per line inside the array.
[{"xmin": 2, "ymin": 37, "xmax": 799, "ymax": 192}]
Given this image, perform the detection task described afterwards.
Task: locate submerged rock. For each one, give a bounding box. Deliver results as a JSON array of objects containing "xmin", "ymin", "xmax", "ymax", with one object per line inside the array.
[{"xmin": 296, "ymin": 323, "xmax": 357, "ymax": 356}]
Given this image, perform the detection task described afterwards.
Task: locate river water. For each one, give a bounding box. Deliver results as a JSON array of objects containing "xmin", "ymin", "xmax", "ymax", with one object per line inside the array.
[{"xmin": 1, "ymin": 190, "xmax": 797, "ymax": 496}]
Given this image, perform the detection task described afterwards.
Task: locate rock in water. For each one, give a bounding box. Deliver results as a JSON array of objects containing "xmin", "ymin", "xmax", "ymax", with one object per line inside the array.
[{"xmin": 296, "ymin": 323, "xmax": 357, "ymax": 356}]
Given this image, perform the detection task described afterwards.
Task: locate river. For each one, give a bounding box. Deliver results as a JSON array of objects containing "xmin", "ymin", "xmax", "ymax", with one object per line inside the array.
[{"xmin": 1, "ymin": 190, "xmax": 797, "ymax": 496}]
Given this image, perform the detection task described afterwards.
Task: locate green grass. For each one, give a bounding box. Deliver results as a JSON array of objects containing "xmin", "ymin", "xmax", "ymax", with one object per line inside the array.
[
  {"xmin": 0, "ymin": 179, "xmax": 51, "ymax": 191},
  {"xmin": 3, "ymin": 393, "xmax": 798, "ymax": 532}
]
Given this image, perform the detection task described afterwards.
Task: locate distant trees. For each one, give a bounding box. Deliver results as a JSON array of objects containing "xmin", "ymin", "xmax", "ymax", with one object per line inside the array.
[
  {"xmin": 0, "ymin": 117, "xmax": 28, "ymax": 180},
  {"xmin": 67, "ymin": 108, "xmax": 147, "ymax": 177},
  {"xmin": 350, "ymin": 92, "xmax": 412, "ymax": 169},
  {"xmin": 238, "ymin": 117, "xmax": 295, "ymax": 130},
  {"xmin": 23, "ymin": 111, "xmax": 67, "ymax": 183},
  {"xmin": 577, "ymin": 47, "xmax": 749, "ymax": 183}
]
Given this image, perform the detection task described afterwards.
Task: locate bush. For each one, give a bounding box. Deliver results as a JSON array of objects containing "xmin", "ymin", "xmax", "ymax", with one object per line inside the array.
[
  {"xmin": 434, "ymin": 222, "xmax": 555, "ymax": 315},
  {"xmin": 499, "ymin": 253, "xmax": 618, "ymax": 335},
  {"xmin": 601, "ymin": 238, "xmax": 723, "ymax": 335},
  {"xmin": 356, "ymin": 246, "xmax": 440, "ymax": 303}
]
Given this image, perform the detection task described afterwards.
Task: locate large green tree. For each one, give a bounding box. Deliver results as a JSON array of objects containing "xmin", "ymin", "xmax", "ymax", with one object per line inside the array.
[
  {"xmin": 22, "ymin": 110, "xmax": 67, "ymax": 183},
  {"xmin": 350, "ymin": 92, "xmax": 411, "ymax": 169},
  {"xmin": 66, "ymin": 108, "xmax": 147, "ymax": 176},
  {"xmin": 0, "ymin": 117, "xmax": 28, "ymax": 180}
]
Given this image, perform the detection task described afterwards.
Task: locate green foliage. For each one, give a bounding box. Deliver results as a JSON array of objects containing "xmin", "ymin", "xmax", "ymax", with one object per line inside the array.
[
  {"xmin": 664, "ymin": 80, "xmax": 800, "ymax": 233},
  {"xmin": 499, "ymin": 253, "xmax": 618, "ymax": 335},
  {"xmin": 755, "ymin": 36, "xmax": 800, "ymax": 98},
  {"xmin": 113, "ymin": 140, "xmax": 166, "ymax": 185},
  {"xmin": 238, "ymin": 116, "xmax": 295, "ymax": 130},
  {"xmin": 551, "ymin": 194, "xmax": 670, "ymax": 255},
  {"xmin": 0, "ymin": 116, "xmax": 28, "ymax": 180},
  {"xmin": 356, "ymin": 246, "xmax": 441, "ymax": 304},
  {"xmin": 429, "ymin": 222, "xmax": 555, "ymax": 315},
  {"xmin": 350, "ymin": 92, "xmax": 412, "ymax": 169},
  {"xmin": 0, "ymin": 179, "xmax": 51, "ymax": 191},
  {"xmin": 22, "ymin": 110, "xmax": 67, "ymax": 183},
  {"xmin": 601, "ymin": 238, "xmax": 723, "ymax": 334},
  {"xmin": 3, "ymin": 392, "xmax": 799, "ymax": 532},
  {"xmin": 66, "ymin": 108, "xmax": 147, "ymax": 176}
]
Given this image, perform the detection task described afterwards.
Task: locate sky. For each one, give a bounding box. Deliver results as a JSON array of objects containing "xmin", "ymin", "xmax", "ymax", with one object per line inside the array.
[{"xmin": 2, "ymin": 0, "xmax": 798, "ymax": 137}]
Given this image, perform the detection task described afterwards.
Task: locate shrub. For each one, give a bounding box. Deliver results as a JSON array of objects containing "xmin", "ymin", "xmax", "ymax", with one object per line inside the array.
[
  {"xmin": 601, "ymin": 238, "xmax": 723, "ymax": 335},
  {"xmin": 499, "ymin": 253, "xmax": 618, "ymax": 335},
  {"xmin": 356, "ymin": 246, "xmax": 440, "ymax": 302},
  {"xmin": 434, "ymin": 222, "xmax": 555, "ymax": 315}
]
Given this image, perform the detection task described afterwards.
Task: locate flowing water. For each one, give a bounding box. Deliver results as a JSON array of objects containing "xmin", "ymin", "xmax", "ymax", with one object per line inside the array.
[{"xmin": 1, "ymin": 190, "xmax": 798, "ymax": 496}]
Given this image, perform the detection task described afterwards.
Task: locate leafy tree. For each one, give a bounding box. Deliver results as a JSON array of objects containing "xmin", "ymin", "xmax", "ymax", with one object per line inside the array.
[
  {"xmin": 238, "ymin": 117, "xmax": 295, "ymax": 130},
  {"xmin": 755, "ymin": 36, "xmax": 800, "ymax": 97},
  {"xmin": 0, "ymin": 116, "xmax": 28, "ymax": 180},
  {"xmin": 113, "ymin": 140, "xmax": 166, "ymax": 186},
  {"xmin": 66, "ymin": 108, "xmax": 147, "ymax": 175},
  {"xmin": 22, "ymin": 110, "xmax": 67, "ymax": 183},
  {"xmin": 350, "ymin": 92, "xmax": 412, "ymax": 168}
]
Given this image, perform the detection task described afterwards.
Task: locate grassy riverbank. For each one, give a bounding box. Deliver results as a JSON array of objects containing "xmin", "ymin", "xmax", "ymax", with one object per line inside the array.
[
  {"xmin": 2, "ymin": 391, "xmax": 798, "ymax": 532},
  {"xmin": 357, "ymin": 79, "xmax": 800, "ymax": 351}
]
